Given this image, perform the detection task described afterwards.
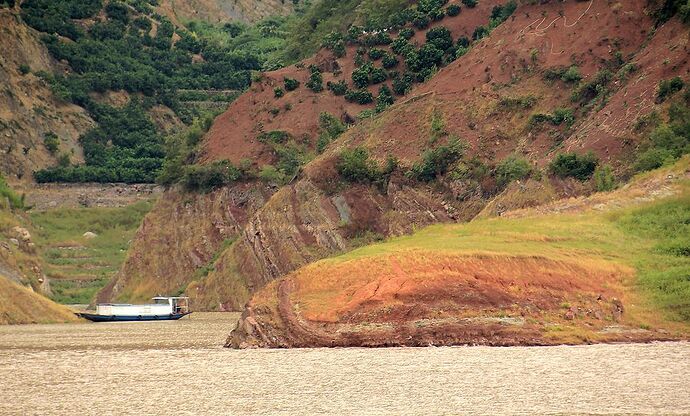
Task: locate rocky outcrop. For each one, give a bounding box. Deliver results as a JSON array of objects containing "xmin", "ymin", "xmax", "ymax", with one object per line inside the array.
[
  {"xmin": 97, "ymin": 182, "xmax": 272, "ymax": 304},
  {"xmin": 0, "ymin": 9, "xmax": 93, "ymax": 183},
  {"xmin": 188, "ymin": 175, "xmax": 479, "ymax": 310}
]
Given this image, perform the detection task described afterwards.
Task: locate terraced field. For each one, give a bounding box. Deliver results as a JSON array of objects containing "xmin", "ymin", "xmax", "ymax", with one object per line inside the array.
[{"xmin": 29, "ymin": 201, "xmax": 153, "ymax": 304}]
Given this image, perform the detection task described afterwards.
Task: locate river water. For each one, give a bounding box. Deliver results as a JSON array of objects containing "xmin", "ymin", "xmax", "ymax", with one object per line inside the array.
[{"xmin": 1, "ymin": 313, "xmax": 688, "ymax": 415}]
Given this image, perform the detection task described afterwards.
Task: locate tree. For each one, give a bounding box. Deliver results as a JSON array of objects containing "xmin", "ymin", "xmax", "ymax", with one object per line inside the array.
[{"xmin": 549, "ymin": 152, "xmax": 598, "ymax": 180}]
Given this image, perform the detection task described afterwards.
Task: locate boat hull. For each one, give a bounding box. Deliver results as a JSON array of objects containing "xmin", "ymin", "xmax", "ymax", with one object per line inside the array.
[{"xmin": 76, "ymin": 312, "xmax": 192, "ymax": 322}]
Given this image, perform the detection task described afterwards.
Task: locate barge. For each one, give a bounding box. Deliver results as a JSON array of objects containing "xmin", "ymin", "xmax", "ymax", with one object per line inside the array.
[{"xmin": 77, "ymin": 296, "xmax": 191, "ymax": 322}]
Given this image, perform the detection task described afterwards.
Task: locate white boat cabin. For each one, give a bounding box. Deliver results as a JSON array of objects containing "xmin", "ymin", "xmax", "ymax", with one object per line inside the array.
[{"xmin": 95, "ymin": 297, "xmax": 190, "ymax": 317}]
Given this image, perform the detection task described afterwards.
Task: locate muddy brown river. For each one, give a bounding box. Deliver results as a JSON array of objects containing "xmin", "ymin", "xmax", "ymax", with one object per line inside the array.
[{"xmin": 1, "ymin": 313, "xmax": 689, "ymax": 415}]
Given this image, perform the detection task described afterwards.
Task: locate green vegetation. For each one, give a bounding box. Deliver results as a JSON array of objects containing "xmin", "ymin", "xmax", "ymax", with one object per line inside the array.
[
  {"xmin": 306, "ymin": 65, "xmax": 324, "ymax": 92},
  {"xmin": 23, "ymin": 0, "xmax": 291, "ymax": 184},
  {"xmin": 529, "ymin": 108, "xmax": 575, "ymax": 128},
  {"xmin": 495, "ymin": 154, "xmax": 532, "ymax": 187},
  {"xmin": 498, "ymin": 95, "xmax": 537, "ymax": 110},
  {"xmin": 317, "ymin": 113, "xmax": 346, "ymax": 153},
  {"xmin": 345, "ymin": 89, "xmax": 374, "ymax": 104},
  {"xmin": 43, "ymin": 132, "xmax": 60, "ymax": 155},
  {"xmin": 30, "ymin": 200, "xmax": 153, "ymax": 304},
  {"xmin": 0, "ymin": 175, "xmax": 25, "ymax": 210},
  {"xmin": 594, "ymin": 164, "xmax": 616, "ymax": 192},
  {"xmin": 657, "ymin": 77, "xmax": 685, "ymax": 102},
  {"xmin": 181, "ymin": 160, "xmax": 243, "ymax": 192},
  {"xmin": 284, "ymin": 77, "xmax": 300, "ymax": 91},
  {"xmin": 544, "ymin": 65, "xmax": 582, "ymax": 83},
  {"xmin": 635, "ymin": 98, "xmax": 690, "ymax": 172},
  {"xmin": 337, "ymin": 147, "xmax": 382, "ymax": 183},
  {"xmin": 613, "ymin": 193, "xmax": 690, "ymax": 320},
  {"xmin": 409, "ymin": 138, "xmax": 465, "ymax": 182},
  {"xmin": 549, "ymin": 152, "xmax": 598, "ymax": 181}
]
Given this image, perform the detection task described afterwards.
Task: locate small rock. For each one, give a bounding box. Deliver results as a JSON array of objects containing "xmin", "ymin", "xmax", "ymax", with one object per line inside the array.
[
  {"xmin": 11, "ymin": 226, "xmax": 31, "ymax": 241},
  {"xmin": 83, "ymin": 231, "xmax": 98, "ymax": 239},
  {"xmin": 9, "ymin": 238, "xmax": 19, "ymax": 246}
]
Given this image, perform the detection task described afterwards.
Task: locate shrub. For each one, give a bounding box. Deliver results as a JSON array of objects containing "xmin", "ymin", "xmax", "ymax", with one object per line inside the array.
[
  {"xmin": 352, "ymin": 64, "xmax": 372, "ymax": 88},
  {"xmin": 409, "ymin": 139, "xmax": 465, "ymax": 181},
  {"xmin": 327, "ymin": 80, "xmax": 348, "ymax": 95},
  {"xmin": 461, "ymin": 0, "xmax": 477, "ymax": 7},
  {"xmin": 634, "ymin": 148, "xmax": 675, "ymax": 172},
  {"xmin": 274, "ymin": 87, "xmax": 285, "ymax": 98},
  {"xmin": 337, "ymin": 147, "xmax": 380, "ymax": 183},
  {"xmin": 258, "ymin": 130, "xmax": 290, "ymax": 144},
  {"xmin": 399, "ymin": 28, "xmax": 415, "ymax": 40},
  {"xmin": 368, "ymin": 48, "xmax": 385, "ymax": 60},
  {"xmin": 258, "ymin": 165, "xmax": 284, "ymax": 184},
  {"xmin": 498, "ymin": 95, "xmax": 536, "ymax": 110},
  {"xmin": 593, "ymin": 164, "xmax": 616, "ymax": 192},
  {"xmin": 375, "ymin": 85, "xmax": 395, "ymax": 112},
  {"xmin": 0, "ymin": 174, "xmax": 25, "ymax": 210},
  {"xmin": 306, "ymin": 65, "xmax": 324, "ymax": 92},
  {"xmin": 43, "ymin": 132, "xmax": 60, "ymax": 154},
  {"xmin": 495, "ymin": 155, "xmax": 531, "ymax": 187},
  {"xmin": 561, "ymin": 65, "xmax": 582, "ymax": 83},
  {"xmin": 572, "ymin": 69, "xmax": 613, "ymax": 103},
  {"xmin": 18, "ymin": 64, "xmax": 30, "ymax": 75},
  {"xmin": 382, "ymin": 52, "xmax": 399, "ymax": 69},
  {"xmin": 426, "ymin": 26, "xmax": 453, "ymax": 51},
  {"xmin": 317, "ymin": 112, "xmax": 346, "ymax": 153},
  {"xmin": 657, "ymin": 77, "xmax": 685, "ymax": 102},
  {"xmin": 391, "ymin": 37, "xmax": 413, "ymax": 56},
  {"xmin": 412, "ymin": 12, "xmax": 431, "ymax": 29},
  {"xmin": 551, "ymin": 108, "xmax": 575, "ymax": 126},
  {"xmin": 284, "ymin": 77, "xmax": 300, "ymax": 91},
  {"xmin": 392, "ymin": 72, "xmax": 414, "ymax": 95},
  {"xmin": 182, "ymin": 160, "xmax": 241, "ymax": 192},
  {"xmin": 446, "ymin": 4, "xmax": 461, "ymax": 16},
  {"xmin": 345, "ymin": 89, "xmax": 374, "ymax": 104},
  {"xmin": 370, "ymin": 67, "xmax": 388, "ymax": 84},
  {"xmin": 549, "ymin": 152, "xmax": 598, "ymax": 181},
  {"xmin": 472, "ymin": 25, "xmax": 489, "ymax": 40}
]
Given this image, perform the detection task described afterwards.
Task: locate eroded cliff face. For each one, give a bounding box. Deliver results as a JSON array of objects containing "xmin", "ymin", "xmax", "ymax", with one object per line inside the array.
[
  {"xmin": 187, "ymin": 175, "xmax": 481, "ymax": 310},
  {"xmin": 156, "ymin": 0, "xmax": 294, "ymax": 24},
  {"xmin": 0, "ymin": 10, "xmax": 93, "ymax": 183},
  {"xmin": 97, "ymin": 182, "xmax": 272, "ymax": 304}
]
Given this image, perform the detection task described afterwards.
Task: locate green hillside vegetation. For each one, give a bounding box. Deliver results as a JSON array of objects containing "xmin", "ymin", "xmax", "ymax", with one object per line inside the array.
[
  {"xmin": 30, "ymin": 201, "xmax": 153, "ymax": 304},
  {"xmin": 19, "ymin": 0, "xmax": 287, "ymax": 184}
]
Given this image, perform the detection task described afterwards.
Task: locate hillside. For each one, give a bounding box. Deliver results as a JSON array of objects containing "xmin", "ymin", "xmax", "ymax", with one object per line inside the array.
[
  {"xmin": 156, "ymin": 0, "xmax": 295, "ymax": 24},
  {"xmin": 0, "ymin": 9, "xmax": 93, "ymax": 183},
  {"xmin": 102, "ymin": 0, "xmax": 690, "ymax": 315},
  {"xmin": 227, "ymin": 159, "xmax": 690, "ymax": 347},
  {"xmin": 0, "ymin": 178, "xmax": 79, "ymax": 324}
]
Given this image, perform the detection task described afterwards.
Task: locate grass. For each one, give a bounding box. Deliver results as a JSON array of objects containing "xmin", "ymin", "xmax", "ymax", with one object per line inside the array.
[{"xmin": 29, "ymin": 201, "xmax": 153, "ymax": 304}]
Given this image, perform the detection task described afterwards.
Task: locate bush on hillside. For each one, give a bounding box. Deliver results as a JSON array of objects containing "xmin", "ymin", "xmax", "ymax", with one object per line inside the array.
[
  {"xmin": 345, "ymin": 89, "xmax": 374, "ymax": 104},
  {"xmin": 657, "ymin": 77, "xmax": 685, "ymax": 102},
  {"xmin": 426, "ymin": 26, "xmax": 453, "ymax": 51},
  {"xmin": 274, "ymin": 87, "xmax": 285, "ymax": 98},
  {"xmin": 549, "ymin": 152, "xmax": 598, "ymax": 181},
  {"xmin": 446, "ymin": 4, "xmax": 461, "ymax": 16},
  {"xmin": 337, "ymin": 147, "xmax": 380, "ymax": 183},
  {"xmin": 461, "ymin": 0, "xmax": 477, "ymax": 7},
  {"xmin": 181, "ymin": 160, "xmax": 241, "ymax": 192},
  {"xmin": 317, "ymin": 112, "xmax": 346, "ymax": 153},
  {"xmin": 409, "ymin": 139, "xmax": 465, "ymax": 182},
  {"xmin": 306, "ymin": 65, "xmax": 324, "ymax": 92},
  {"xmin": 382, "ymin": 52, "xmax": 399, "ymax": 69},
  {"xmin": 284, "ymin": 77, "xmax": 300, "ymax": 91},
  {"xmin": 375, "ymin": 85, "xmax": 395, "ymax": 112},
  {"xmin": 495, "ymin": 155, "xmax": 531, "ymax": 187},
  {"xmin": 327, "ymin": 80, "xmax": 349, "ymax": 96},
  {"xmin": 594, "ymin": 164, "xmax": 616, "ymax": 192},
  {"xmin": 399, "ymin": 28, "xmax": 415, "ymax": 39}
]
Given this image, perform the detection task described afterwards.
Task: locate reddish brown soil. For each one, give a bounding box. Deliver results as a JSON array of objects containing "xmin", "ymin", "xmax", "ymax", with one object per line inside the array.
[
  {"xmin": 201, "ymin": 1, "xmax": 498, "ymax": 165},
  {"xmin": 227, "ymin": 253, "xmax": 679, "ymax": 348}
]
